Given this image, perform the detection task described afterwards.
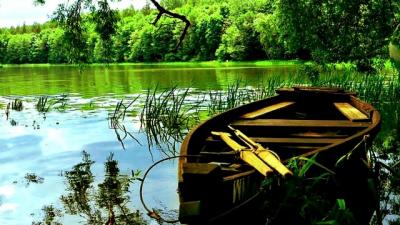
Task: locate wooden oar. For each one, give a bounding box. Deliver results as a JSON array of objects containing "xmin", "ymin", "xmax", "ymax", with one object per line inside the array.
[
  {"xmin": 228, "ymin": 126, "xmax": 293, "ymax": 178},
  {"xmin": 211, "ymin": 131, "xmax": 274, "ymax": 176}
]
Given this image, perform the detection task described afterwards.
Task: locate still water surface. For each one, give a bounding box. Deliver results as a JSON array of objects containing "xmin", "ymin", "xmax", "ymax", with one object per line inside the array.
[{"xmin": 0, "ymin": 64, "xmax": 296, "ymax": 224}]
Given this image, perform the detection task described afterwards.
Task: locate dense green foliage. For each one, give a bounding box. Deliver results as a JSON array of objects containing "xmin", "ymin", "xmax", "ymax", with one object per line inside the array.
[{"xmin": 0, "ymin": 0, "xmax": 399, "ymax": 65}]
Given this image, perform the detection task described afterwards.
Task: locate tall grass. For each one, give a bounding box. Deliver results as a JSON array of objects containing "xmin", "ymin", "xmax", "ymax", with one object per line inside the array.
[
  {"xmin": 108, "ymin": 98, "xmax": 140, "ymax": 150},
  {"xmin": 139, "ymin": 86, "xmax": 200, "ymax": 156},
  {"xmin": 11, "ymin": 99, "xmax": 23, "ymax": 111},
  {"xmin": 36, "ymin": 96, "xmax": 51, "ymax": 113}
]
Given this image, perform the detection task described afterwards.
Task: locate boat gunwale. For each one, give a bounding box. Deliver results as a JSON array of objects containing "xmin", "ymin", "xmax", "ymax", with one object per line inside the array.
[{"xmin": 179, "ymin": 92, "xmax": 381, "ymax": 181}]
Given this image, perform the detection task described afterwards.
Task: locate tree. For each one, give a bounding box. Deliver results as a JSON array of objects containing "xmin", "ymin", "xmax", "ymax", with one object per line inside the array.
[
  {"xmin": 6, "ymin": 34, "xmax": 33, "ymax": 63},
  {"xmin": 34, "ymin": 0, "xmax": 190, "ymax": 63},
  {"xmin": 216, "ymin": 25, "xmax": 246, "ymax": 61},
  {"xmin": 277, "ymin": 0, "xmax": 396, "ymax": 68},
  {"xmin": 29, "ymin": 32, "xmax": 49, "ymax": 63},
  {"xmin": 47, "ymin": 28, "xmax": 68, "ymax": 63},
  {"xmin": 0, "ymin": 32, "xmax": 10, "ymax": 63}
]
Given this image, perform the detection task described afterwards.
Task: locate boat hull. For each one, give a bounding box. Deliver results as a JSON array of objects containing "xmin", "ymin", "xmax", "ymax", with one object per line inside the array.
[{"xmin": 178, "ymin": 87, "xmax": 381, "ymax": 224}]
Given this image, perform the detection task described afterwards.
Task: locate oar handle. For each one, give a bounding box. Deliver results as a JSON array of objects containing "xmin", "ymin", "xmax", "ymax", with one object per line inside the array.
[
  {"xmin": 211, "ymin": 131, "xmax": 273, "ymax": 176},
  {"xmin": 256, "ymin": 150, "xmax": 293, "ymax": 177},
  {"xmin": 227, "ymin": 126, "xmax": 293, "ymax": 178}
]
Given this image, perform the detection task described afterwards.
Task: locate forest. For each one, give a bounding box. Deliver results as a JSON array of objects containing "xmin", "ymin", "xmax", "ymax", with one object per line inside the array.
[{"xmin": 0, "ymin": 0, "xmax": 399, "ymax": 70}]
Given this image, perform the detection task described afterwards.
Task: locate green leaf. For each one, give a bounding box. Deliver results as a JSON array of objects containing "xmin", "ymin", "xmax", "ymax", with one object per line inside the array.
[
  {"xmin": 298, "ymin": 153, "xmax": 318, "ymax": 176},
  {"xmin": 336, "ymin": 199, "xmax": 346, "ymax": 210},
  {"xmin": 315, "ymin": 220, "xmax": 339, "ymax": 225}
]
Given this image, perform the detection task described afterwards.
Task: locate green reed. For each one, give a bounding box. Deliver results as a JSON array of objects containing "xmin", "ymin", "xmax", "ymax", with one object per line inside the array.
[
  {"xmin": 109, "ymin": 98, "xmax": 140, "ymax": 150},
  {"xmin": 140, "ymin": 86, "xmax": 200, "ymax": 156},
  {"xmin": 11, "ymin": 99, "xmax": 23, "ymax": 111},
  {"xmin": 36, "ymin": 96, "xmax": 51, "ymax": 113}
]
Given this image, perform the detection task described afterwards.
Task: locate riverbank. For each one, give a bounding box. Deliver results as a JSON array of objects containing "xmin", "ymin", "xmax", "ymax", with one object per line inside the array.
[{"xmin": 0, "ymin": 60, "xmax": 303, "ymax": 68}]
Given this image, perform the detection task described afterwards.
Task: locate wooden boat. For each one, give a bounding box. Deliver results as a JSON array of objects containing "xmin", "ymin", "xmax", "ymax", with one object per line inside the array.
[{"xmin": 178, "ymin": 87, "xmax": 381, "ymax": 225}]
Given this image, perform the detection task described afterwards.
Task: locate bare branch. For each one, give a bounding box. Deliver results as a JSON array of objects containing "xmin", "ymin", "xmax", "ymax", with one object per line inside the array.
[
  {"xmin": 152, "ymin": 12, "xmax": 163, "ymax": 25},
  {"xmin": 149, "ymin": 0, "xmax": 191, "ymax": 50}
]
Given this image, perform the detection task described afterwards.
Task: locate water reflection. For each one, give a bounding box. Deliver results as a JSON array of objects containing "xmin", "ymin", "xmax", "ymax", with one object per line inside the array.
[
  {"xmin": 30, "ymin": 151, "xmax": 148, "ymax": 225},
  {"xmin": 0, "ymin": 97, "xmax": 180, "ymax": 225},
  {"xmin": 0, "ymin": 64, "xmax": 296, "ymax": 97}
]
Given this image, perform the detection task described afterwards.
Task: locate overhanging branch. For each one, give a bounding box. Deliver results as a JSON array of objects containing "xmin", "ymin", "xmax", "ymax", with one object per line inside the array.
[{"xmin": 149, "ymin": 0, "xmax": 190, "ymax": 50}]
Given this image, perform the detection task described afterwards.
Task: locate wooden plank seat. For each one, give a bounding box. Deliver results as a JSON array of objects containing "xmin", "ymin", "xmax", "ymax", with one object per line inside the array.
[
  {"xmin": 289, "ymin": 131, "xmax": 348, "ymax": 138},
  {"xmin": 250, "ymin": 137, "xmax": 339, "ymax": 144},
  {"xmin": 334, "ymin": 102, "xmax": 369, "ymax": 121},
  {"xmin": 230, "ymin": 119, "xmax": 370, "ymax": 128},
  {"xmin": 241, "ymin": 102, "xmax": 295, "ymax": 119},
  {"xmin": 206, "ymin": 136, "xmax": 339, "ymax": 145}
]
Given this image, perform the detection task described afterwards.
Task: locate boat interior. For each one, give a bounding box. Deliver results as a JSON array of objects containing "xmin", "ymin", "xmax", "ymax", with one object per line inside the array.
[
  {"xmin": 179, "ymin": 88, "xmax": 380, "ymax": 224},
  {"xmin": 192, "ymin": 90, "xmax": 377, "ymax": 173}
]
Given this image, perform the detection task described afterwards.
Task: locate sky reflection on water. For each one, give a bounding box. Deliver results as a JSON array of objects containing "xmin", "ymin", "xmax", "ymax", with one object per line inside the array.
[{"xmin": 0, "ymin": 101, "xmax": 179, "ymax": 225}]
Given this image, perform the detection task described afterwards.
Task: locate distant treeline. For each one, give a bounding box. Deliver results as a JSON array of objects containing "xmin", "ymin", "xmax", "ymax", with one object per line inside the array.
[{"xmin": 0, "ymin": 0, "xmax": 398, "ymax": 66}]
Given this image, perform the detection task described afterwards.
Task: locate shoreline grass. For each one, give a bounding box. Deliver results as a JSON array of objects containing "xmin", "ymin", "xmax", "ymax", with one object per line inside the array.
[
  {"xmin": 1, "ymin": 59, "xmax": 397, "ymax": 71},
  {"xmin": 0, "ymin": 60, "xmax": 303, "ymax": 68}
]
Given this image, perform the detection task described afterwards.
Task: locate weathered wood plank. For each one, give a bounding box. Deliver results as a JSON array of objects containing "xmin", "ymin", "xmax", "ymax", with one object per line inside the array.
[
  {"xmin": 279, "ymin": 145, "xmax": 319, "ymax": 150},
  {"xmin": 250, "ymin": 137, "xmax": 339, "ymax": 144},
  {"xmin": 241, "ymin": 101, "xmax": 295, "ymax": 119},
  {"xmin": 290, "ymin": 131, "xmax": 348, "ymax": 138},
  {"xmin": 334, "ymin": 102, "xmax": 369, "ymax": 121},
  {"xmin": 223, "ymin": 170, "xmax": 255, "ymax": 182},
  {"xmin": 206, "ymin": 136, "xmax": 339, "ymax": 144},
  {"xmin": 230, "ymin": 119, "xmax": 370, "ymax": 128}
]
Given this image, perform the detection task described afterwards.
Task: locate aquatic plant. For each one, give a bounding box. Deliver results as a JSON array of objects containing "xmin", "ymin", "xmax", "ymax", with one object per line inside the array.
[
  {"xmin": 11, "ymin": 99, "xmax": 23, "ymax": 111},
  {"xmin": 36, "ymin": 96, "xmax": 51, "ymax": 113},
  {"xmin": 206, "ymin": 77, "xmax": 286, "ymax": 116},
  {"xmin": 5, "ymin": 102, "xmax": 10, "ymax": 120},
  {"xmin": 207, "ymin": 80, "xmax": 249, "ymax": 116},
  {"xmin": 108, "ymin": 98, "xmax": 140, "ymax": 150},
  {"xmin": 52, "ymin": 94, "xmax": 69, "ymax": 111},
  {"xmin": 140, "ymin": 86, "xmax": 200, "ymax": 156},
  {"xmin": 80, "ymin": 101, "xmax": 97, "ymax": 111}
]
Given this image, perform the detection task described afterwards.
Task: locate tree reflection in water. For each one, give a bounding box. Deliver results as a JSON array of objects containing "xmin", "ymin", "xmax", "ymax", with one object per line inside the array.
[{"xmin": 33, "ymin": 151, "xmax": 147, "ymax": 225}]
